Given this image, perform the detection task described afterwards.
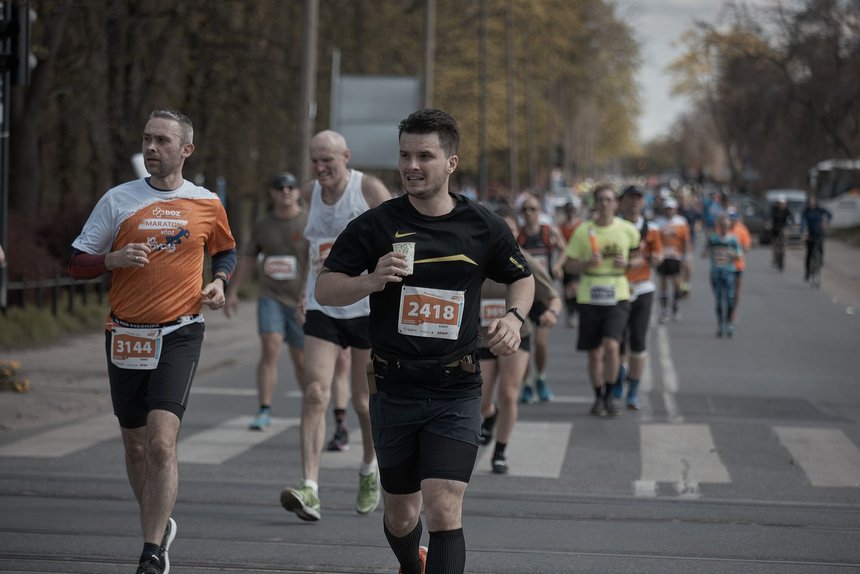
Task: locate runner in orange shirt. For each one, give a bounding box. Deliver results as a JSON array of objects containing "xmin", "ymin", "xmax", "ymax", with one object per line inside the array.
[
  {"xmin": 727, "ymin": 206, "xmax": 751, "ymax": 325},
  {"xmin": 69, "ymin": 110, "xmax": 237, "ymax": 574}
]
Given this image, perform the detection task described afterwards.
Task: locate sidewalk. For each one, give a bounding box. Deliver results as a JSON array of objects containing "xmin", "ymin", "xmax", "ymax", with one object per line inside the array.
[
  {"xmin": 1, "ymin": 237, "xmax": 858, "ymax": 433},
  {"xmin": 0, "ymin": 301, "xmax": 259, "ymax": 431}
]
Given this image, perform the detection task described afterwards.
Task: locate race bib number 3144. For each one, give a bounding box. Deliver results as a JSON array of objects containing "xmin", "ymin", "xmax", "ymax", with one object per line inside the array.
[
  {"xmin": 398, "ymin": 286, "xmax": 465, "ymax": 340},
  {"xmin": 111, "ymin": 326, "xmax": 163, "ymax": 370}
]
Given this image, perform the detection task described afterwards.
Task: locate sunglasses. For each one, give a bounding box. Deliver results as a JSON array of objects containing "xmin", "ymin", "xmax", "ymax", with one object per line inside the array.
[
  {"xmin": 275, "ymin": 185, "xmax": 297, "ymax": 190},
  {"xmin": 521, "ymin": 206, "xmax": 538, "ymax": 212}
]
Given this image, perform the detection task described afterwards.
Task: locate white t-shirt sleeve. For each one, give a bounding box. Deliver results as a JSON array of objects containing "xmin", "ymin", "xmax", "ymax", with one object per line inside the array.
[{"xmin": 72, "ymin": 192, "xmax": 116, "ymax": 254}]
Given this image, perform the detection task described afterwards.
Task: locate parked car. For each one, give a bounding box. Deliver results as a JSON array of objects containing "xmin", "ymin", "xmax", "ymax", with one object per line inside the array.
[{"xmin": 759, "ymin": 189, "xmax": 807, "ymax": 245}]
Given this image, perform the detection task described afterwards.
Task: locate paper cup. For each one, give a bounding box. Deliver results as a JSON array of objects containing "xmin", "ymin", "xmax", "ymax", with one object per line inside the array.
[{"xmin": 392, "ymin": 242, "xmax": 415, "ymax": 275}]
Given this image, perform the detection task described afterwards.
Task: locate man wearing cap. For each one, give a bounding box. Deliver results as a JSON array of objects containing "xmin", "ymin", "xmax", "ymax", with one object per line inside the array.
[
  {"xmin": 656, "ymin": 197, "xmax": 691, "ymax": 323},
  {"xmin": 225, "ymin": 173, "xmax": 310, "ymax": 430},
  {"xmin": 613, "ymin": 186, "xmax": 663, "ymax": 410}
]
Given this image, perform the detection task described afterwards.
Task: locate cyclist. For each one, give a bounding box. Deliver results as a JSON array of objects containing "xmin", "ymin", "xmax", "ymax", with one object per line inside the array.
[
  {"xmin": 767, "ymin": 195, "xmax": 793, "ymax": 269},
  {"xmin": 800, "ymin": 195, "xmax": 832, "ymax": 282}
]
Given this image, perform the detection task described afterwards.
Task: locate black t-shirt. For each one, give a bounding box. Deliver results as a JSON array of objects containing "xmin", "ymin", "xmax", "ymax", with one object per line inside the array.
[{"xmin": 324, "ymin": 193, "xmax": 531, "ymax": 361}]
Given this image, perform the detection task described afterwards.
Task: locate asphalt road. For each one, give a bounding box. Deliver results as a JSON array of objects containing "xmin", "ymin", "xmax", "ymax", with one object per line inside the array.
[{"xmin": 1, "ymin": 240, "xmax": 859, "ymax": 573}]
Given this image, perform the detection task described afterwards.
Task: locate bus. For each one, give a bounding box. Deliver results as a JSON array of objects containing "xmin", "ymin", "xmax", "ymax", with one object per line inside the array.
[{"xmin": 807, "ymin": 159, "xmax": 860, "ymax": 229}]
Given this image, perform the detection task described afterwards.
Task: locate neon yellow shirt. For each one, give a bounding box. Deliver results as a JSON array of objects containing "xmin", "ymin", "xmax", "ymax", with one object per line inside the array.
[{"xmin": 566, "ymin": 217, "xmax": 640, "ymax": 304}]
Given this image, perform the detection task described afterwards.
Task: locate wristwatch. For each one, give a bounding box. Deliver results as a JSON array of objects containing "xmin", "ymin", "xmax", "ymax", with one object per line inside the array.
[{"xmin": 505, "ymin": 307, "xmax": 525, "ymax": 324}]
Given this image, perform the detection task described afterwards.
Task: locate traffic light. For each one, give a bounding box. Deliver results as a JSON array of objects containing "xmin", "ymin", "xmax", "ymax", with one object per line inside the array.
[{"xmin": 0, "ymin": 1, "xmax": 34, "ymax": 86}]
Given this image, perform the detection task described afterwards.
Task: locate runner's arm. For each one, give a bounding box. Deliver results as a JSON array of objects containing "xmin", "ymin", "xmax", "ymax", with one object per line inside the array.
[{"xmin": 315, "ymin": 250, "xmax": 409, "ymax": 307}]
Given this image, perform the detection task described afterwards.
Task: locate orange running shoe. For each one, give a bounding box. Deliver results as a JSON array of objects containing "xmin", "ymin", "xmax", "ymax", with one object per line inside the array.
[{"xmin": 398, "ymin": 545, "xmax": 427, "ymax": 574}]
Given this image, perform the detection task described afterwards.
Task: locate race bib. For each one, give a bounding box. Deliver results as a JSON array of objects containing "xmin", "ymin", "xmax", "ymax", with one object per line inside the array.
[
  {"xmin": 480, "ymin": 298, "xmax": 506, "ymax": 327},
  {"xmin": 589, "ymin": 282, "xmax": 617, "ymax": 306},
  {"xmin": 712, "ymin": 246, "xmax": 732, "ymax": 266},
  {"xmin": 310, "ymin": 237, "xmax": 336, "ymax": 276},
  {"xmin": 110, "ymin": 326, "xmax": 163, "ymax": 370},
  {"xmin": 264, "ymin": 255, "xmax": 298, "ymax": 280},
  {"xmin": 398, "ymin": 286, "xmax": 465, "ymax": 340}
]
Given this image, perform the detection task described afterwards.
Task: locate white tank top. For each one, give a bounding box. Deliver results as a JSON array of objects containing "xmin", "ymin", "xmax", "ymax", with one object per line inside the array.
[{"xmin": 304, "ymin": 169, "xmax": 371, "ymax": 318}]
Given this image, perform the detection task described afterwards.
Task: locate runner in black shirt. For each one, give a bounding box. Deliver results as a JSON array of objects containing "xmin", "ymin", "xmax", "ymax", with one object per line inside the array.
[{"xmin": 317, "ymin": 109, "xmax": 534, "ymax": 574}]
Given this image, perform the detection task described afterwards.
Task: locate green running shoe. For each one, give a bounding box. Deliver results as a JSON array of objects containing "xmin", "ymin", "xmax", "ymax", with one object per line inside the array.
[
  {"xmin": 355, "ymin": 468, "xmax": 380, "ymax": 515},
  {"xmin": 280, "ymin": 483, "xmax": 321, "ymax": 521}
]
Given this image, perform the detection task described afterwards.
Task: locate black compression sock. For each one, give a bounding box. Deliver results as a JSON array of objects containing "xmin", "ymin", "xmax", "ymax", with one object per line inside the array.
[
  {"xmin": 384, "ymin": 518, "xmax": 423, "ymax": 574},
  {"xmin": 427, "ymin": 528, "xmax": 466, "ymax": 574}
]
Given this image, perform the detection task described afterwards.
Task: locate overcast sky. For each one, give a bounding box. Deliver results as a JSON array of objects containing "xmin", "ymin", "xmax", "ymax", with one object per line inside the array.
[{"xmin": 618, "ymin": 0, "xmax": 728, "ymax": 142}]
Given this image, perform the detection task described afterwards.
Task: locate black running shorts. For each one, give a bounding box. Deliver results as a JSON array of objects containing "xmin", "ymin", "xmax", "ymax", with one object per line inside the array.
[
  {"xmin": 370, "ymin": 392, "xmax": 481, "ymax": 494},
  {"xmin": 576, "ymin": 301, "xmax": 631, "ymax": 351},
  {"xmin": 656, "ymin": 259, "xmax": 682, "ymax": 276},
  {"xmin": 105, "ymin": 321, "xmax": 204, "ymax": 429},
  {"xmin": 303, "ymin": 310, "xmax": 371, "ymax": 349}
]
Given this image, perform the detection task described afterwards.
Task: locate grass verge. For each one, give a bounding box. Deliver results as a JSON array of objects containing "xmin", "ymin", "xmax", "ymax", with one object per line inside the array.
[{"xmin": 0, "ymin": 300, "xmax": 109, "ymax": 349}]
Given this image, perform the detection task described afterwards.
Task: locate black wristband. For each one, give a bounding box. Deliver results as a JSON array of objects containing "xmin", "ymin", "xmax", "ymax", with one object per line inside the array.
[{"xmin": 506, "ymin": 307, "xmax": 525, "ymax": 324}]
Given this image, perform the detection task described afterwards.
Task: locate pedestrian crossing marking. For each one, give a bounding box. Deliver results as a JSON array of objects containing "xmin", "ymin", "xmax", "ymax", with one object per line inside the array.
[
  {"xmin": 639, "ymin": 424, "xmax": 730, "ymax": 495},
  {"xmin": 0, "ymin": 413, "xmax": 118, "ymax": 458},
  {"xmin": 178, "ymin": 416, "xmax": 299, "ymax": 464},
  {"xmin": 476, "ymin": 421, "xmax": 572, "ymax": 478},
  {"xmin": 774, "ymin": 426, "xmax": 860, "ymax": 488}
]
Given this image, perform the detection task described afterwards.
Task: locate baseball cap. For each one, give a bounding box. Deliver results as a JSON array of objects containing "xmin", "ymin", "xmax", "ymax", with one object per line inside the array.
[
  {"xmin": 664, "ymin": 197, "xmax": 678, "ymax": 209},
  {"xmin": 620, "ymin": 185, "xmax": 644, "ymax": 198},
  {"xmin": 272, "ymin": 172, "xmax": 299, "ymax": 188}
]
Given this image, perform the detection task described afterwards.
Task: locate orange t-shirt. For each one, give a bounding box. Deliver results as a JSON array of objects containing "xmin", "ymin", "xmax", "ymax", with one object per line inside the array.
[
  {"xmin": 659, "ymin": 215, "xmax": 690, "ymax": 260},
  {"xmin": 626, "ymin": 221, "xmax": 663, "ymax": 284},
  {"xmin": 731, "ymin": 222, "xmax": 751, "ymax": 271},
  {"xmin": 73, "ymin": 179, "xmax": 236, "ymax": 324}
]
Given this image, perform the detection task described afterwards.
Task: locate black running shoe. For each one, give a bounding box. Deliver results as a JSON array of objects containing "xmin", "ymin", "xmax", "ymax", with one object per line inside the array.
[
  {"xmin": 136, "ymin": 554, "xmax": 165, "ymax": 574},
  {"xmin": 590, "ymin": 397, "xmax": 606, "ymax": 416},
  {"xmin": 604, "ymin": 395, "xmax": 621, "ymax": 417},
  {"xmin": 326, "ymin": 426, "xmax": 349, "ymax": 451},
  {"xmin": 478, "ymin": 411, "xmax": 497, "ymax": 446},
  {"xmin": 491, "ymin": 454, "xmax": 508, "ymax": 474},
  {"xmin": 159, "ymin": 517, "xmax": 176, "ymax": 573}
]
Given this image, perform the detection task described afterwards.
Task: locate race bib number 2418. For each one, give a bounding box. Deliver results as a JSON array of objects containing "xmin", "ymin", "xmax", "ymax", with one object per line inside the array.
[{"xmin": 398, "ymin": 286, "xmax": 464, "ymax": 340}]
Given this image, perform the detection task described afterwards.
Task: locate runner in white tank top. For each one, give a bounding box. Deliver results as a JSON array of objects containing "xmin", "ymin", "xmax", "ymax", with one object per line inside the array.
[
  {"xmin": 280, "ymin": 129, "xmax": 390, "ymax": 524},
  {"xmin": 304, "ymin": 168, "xmax": 371, "ymax": 319}
]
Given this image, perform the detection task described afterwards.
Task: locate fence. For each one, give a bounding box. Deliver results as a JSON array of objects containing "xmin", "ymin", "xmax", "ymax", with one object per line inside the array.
[{"xmin": 2, "ymin": 276, "xmax": 109, "ymax": 316}]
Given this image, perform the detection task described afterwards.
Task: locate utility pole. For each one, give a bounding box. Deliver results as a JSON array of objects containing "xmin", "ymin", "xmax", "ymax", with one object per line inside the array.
[
  {"xmin": 299, "ymin": 0, "xmax": 319, "ymax": 182},
  {"xmin": 506, "ymin": 0, "xmax": 519, "ymax": 198},
  {"xmin": 423, "ymin": 0, "xmax": 436, "ymax": 109},
  {"xmin": 478, "ymin": 0, "xmax": 487, "ymax": 200}
]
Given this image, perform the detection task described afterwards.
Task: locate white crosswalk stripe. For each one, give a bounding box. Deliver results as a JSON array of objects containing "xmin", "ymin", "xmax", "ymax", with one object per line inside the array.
[
  {"xmin": 774, "ymin": 426, "xmax": 860, "ymax": 488},
  {"xmin": 636, "ymin": 423, "xmax": 730, "ymax": 498},
  {"xmin": 178, "ymin": 416, "xmax": 299, "ymax": 464},
  {"xmin": 475, "ymin": 421, "xmax": 573, "ymax": 478},
  {"xmin": 2, "ymin": 409, "xmax": 860, "ymax": 497},
  {"xmin": 0, "ymin": 412, "xmax": 118, "ymax": 458}
]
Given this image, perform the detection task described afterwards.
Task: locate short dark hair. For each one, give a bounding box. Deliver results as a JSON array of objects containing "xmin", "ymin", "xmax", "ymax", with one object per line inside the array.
[
  {"xmin": 592, "ymin": 183, "xmax": 616, "ymax": 202},
  {"xmin": 398, "ymin": 109, "xmax": 459, "ymax": 157},
  {"xmin": 150, "ymin": 110, "xmax": 194, "ymax": 145}
]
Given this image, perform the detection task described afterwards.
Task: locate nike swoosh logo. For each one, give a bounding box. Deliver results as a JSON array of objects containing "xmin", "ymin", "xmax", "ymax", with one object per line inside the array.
[
  {"xmin": 394, "ymin": 231, "xmax": 417, "ymax": 238},
  {"xmin": 415, "ymin": 254, "xmax": 478, "ymax": 266}
]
